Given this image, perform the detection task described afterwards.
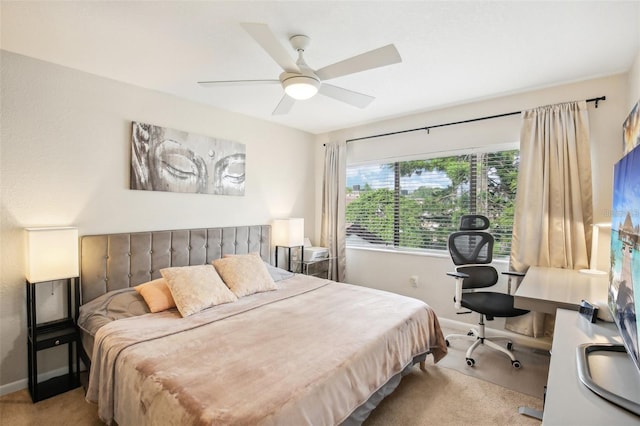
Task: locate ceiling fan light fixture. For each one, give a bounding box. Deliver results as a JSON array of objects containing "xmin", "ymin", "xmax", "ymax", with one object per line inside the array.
[{"xmin": 283, "ymin": 75, "xmax": 320, "ymax": 100}]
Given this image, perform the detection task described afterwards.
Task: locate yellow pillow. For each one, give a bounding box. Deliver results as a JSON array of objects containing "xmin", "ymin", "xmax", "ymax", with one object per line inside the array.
[
  {"xmin": 134, "ymin": 278, "xmax": 176, "ymax": 313},
  {"xmin": 213, "ymin": 253, "xmax": 277, "ymax": 297},
  {"xmin": 161, "ymin": 265, "xmax": 238, "ymax": 317}
]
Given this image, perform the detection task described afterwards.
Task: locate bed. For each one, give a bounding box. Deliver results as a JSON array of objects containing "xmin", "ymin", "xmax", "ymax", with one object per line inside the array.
[{"xmin": 78, "ymin": 225, "xmax": 447, "ymax": 425}]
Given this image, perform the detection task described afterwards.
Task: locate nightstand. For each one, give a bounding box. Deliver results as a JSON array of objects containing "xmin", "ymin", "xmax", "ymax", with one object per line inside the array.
[
  {"xmin": 26, "ymin": 278, "xmax": 80, "ymax": 402},
  {"xmin": 295, "ymin": 258, "xmax": 334, "ymax": 278},
  {"xmin": 275, "ymin": 245, "xmax": 304, "ymax": 272}
]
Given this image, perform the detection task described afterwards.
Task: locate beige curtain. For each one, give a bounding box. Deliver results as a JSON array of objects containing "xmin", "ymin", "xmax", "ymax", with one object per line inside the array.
[
  {"xmin": 507, "ymin": 100, "xmax": 593, "ymax": 337},
  {"xmin": 321, "ymin": 141, "xmax": 346, "ymax": 282}
]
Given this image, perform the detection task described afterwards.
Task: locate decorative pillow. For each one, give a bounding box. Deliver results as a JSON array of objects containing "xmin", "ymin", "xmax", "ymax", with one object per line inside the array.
[
  {"xmin": 221, "ymin": 253, "xmax": 294, "ymax": 282},
  {"xmin": 134, "ymin": 278, "xmax": 176, "ymax": 313},
  {"xmin": 213, "ymin": 253, "xmax": 278, "ymax": 297},
  {"xmin": 160, "ymin": 265, "xmax": 238, "ymax": 317}
]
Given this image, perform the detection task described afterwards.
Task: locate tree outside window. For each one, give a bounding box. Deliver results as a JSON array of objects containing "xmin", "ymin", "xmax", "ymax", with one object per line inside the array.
[{"xmin": 345, "ymin": 149, "xmax": 519, "ymax": 258}]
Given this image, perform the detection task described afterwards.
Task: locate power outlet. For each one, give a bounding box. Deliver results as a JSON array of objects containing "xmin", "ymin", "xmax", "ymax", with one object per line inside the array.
[{"xmin": 410, "ymin": 275, "xmax": 419, "ymax": 288}]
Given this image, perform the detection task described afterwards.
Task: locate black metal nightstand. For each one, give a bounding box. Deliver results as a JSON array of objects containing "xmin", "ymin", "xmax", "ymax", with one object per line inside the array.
[
  {"xmin": 275, "ymin": 245, "xmax": 304, "ymax": 272},
  {"xmin": 26, "ymin": 278, "xmax": 80, "ymax": 402},
  {"xmin": 295, "ymin": 258, "xmax": 335, "ymax": 278}
]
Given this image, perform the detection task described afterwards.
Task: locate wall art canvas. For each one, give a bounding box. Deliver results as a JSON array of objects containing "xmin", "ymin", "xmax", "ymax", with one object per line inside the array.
[
  {"xmin": 608, "ymin": 143, "xmax": 640, "ymax": 374},
  {"xmin": 131, "ymin": 122, "xmax": 245, "ymax": 196},
  {"xmin": 623, "ymin": 99, "xmax": 640, "ymax": 155}
]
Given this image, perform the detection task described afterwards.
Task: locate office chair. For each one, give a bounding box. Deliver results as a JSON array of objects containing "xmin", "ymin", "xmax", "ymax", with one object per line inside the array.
[{"xmin": 445, "ymin": 214, "xmax": 529, "ymax": 368}]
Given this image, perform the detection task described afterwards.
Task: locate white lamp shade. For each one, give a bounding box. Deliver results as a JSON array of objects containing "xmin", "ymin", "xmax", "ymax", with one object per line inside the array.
[
  {"xmin": 272, "ymin": 218, "xmax": 305, "ymax": 247},
  {"xmin": 25, "ymin": 227, "xmax": 79, "ymax": 283}
]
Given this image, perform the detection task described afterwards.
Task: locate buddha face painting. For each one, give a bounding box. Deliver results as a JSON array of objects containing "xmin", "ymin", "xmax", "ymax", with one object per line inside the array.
[{"xmin": 131, "ymin": 122, "xmax": 245, "ymax": 196}]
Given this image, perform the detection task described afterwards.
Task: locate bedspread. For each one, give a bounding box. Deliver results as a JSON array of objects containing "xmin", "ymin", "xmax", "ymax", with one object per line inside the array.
[{"xmin": 86, "ymin": 275, "xmax": 447, "ymax": 425}]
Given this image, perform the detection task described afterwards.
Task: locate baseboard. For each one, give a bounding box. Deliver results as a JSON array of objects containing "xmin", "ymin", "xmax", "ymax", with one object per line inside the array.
[
  {"xmin": 439, "ymin": 317, "xmax": 552, "ymax": 352},
  {"xmin": 0, "ymin": 378, "xmax": 26, "ymax": 397},
  {"xmin": 0, "ymin": 366, "xmax": 73, "ymax": 397}
]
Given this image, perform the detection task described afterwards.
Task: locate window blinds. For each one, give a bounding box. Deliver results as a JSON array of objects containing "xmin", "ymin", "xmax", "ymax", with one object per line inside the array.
[{"xmin": 345, "ymin": 149, "xmax": 519, "ymax": 257}]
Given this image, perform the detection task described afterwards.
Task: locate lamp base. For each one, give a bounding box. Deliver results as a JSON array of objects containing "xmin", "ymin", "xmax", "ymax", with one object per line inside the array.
[{"xmin": 579, "ymin": 268, "xmax": 607, "ymax": 275}]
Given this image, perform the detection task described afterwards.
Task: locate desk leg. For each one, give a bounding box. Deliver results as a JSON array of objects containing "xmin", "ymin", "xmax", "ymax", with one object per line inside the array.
[
  {"xmin": 519, "ymin": 407, "xmax": 543, "ymax": 420},
  {"xmin": 519, "ymin": 384, "xmax": 546, "ymax": 420}
]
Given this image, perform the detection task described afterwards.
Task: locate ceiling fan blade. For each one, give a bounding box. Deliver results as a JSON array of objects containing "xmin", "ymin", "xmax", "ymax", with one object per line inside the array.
[
  {"xmin": 315, "ymin": 44, "xmax": 401, "ymax": 81},
  {"xmin": 272, "ymin": 94, "xmax": 296, "ymax": 115},
  {"xmin": 240, "ymin": 23, "xmax": 301, "ymax": 74},
  {"xmin": 198, "ymin": 80, "xmax": 279, "ymax": 87},
  {"xmin": 318, "ymin": 84, "xmax": 375, "ymax": 109}
]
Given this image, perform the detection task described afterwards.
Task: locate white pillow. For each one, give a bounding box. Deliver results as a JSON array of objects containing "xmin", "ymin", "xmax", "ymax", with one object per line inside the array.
[
  {"xmin": 213, "ymin": 253, "xmax": 277, "ymax": 297},
  {"xmin": 161, "ymin": 265, "xmax": 237, "ymax": 317}
]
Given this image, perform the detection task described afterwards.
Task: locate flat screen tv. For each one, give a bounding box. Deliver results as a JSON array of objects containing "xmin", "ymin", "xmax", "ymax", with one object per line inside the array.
[
  {"xmin": 609, "ymin": 142, "xmax": 640, "ymax": 376},
  {"xmin": 577, "ymin": 108, "xmax": 640, "ymax": 417}
]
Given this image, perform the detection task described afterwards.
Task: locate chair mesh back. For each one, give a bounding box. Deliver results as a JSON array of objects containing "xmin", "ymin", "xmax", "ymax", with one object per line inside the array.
[
  {"xmin": 448, "ymin": 231, "xmax": 494, "ymax": 265},
  {"xmin": 449, "ymin": 214, "xmax": 507, "ymax": 296},
  {"xmin": 456, "ymin": 265, "xmax": 499, "ymax": 289},
  {"xmin": 459, "ymin": 215, "xmax": 490, "ymax": 231}
]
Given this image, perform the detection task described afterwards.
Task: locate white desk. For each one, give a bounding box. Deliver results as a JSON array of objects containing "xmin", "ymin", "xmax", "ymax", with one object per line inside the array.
[
  {"xmin": 514, "ymin": 266, "xmax": 608, "ymax": 314},
  {"xmin": 511, "ymin": 266, "xmax": 635, "ymax": 423},
  {"xmin": 543, "ymin": 309, "xmax": 640, "ymax": 425}
]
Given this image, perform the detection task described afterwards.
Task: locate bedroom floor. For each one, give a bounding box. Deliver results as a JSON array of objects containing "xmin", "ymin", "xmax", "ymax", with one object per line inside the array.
[
  {"xmin": 436, "ymin": 326, "xmax": 550, "ymax": 399},
  {"xmin": 0, "ymin": 326, "xmax": 548, "ymax": 425},
  {"xmin": 364, "ymin": 358, "xmax": 544, "ymax": 426}
]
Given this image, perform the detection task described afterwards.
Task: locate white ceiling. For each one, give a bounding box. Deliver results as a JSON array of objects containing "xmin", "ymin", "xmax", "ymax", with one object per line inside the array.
[{"xmin": 2, "ymin": 1, "xmax": 639, "ymax": 134}]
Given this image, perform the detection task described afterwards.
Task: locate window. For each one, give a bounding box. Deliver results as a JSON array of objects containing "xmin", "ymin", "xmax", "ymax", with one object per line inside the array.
[{"xmin": 345, "ymin": 149, "xmax": 519, "ymax": 258}]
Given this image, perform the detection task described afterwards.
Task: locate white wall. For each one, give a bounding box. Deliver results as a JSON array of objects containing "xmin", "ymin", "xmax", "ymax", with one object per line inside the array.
[
  {"xmin": 631, "ymin": 6, "xmax": 640, "ymax": 108},
  {"xmin": 0, "ymin": 51, "xmax": 316, "ymax": 391},
  {"xmin": 316, "ymin": 74, "xmax": 629, "ymax": 331},
  {"xmin": 628, "ymin": 48, "xmax": 640, "ymax": 110}
]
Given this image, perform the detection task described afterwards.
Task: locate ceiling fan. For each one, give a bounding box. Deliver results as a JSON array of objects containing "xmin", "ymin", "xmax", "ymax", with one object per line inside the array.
[{"xmin": 198, "ymin": 23, "xmax": 402, "ymax": 115}]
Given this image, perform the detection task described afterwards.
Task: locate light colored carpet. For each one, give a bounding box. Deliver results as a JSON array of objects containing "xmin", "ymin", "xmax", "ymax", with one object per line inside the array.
[
  {"xmin": 0, "ymin": 387, "xmax": 101, "ymax": 426},
  {"xmin": 438, "ymin": 326, "xmax": 550, "ymax": 399},
  {"xmin": 364, "ymin": 358, "xmax": 543, "ymax": 426}
]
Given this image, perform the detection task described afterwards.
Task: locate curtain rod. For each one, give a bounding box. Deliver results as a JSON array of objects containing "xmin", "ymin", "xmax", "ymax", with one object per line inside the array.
[{"xmin": 342, "ymin": 96, "xmax": 606, "ymax": 144}]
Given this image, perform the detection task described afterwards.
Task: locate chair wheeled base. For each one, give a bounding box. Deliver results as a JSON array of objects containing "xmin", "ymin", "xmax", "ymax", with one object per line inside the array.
[{"xmin": 445, "ymin": 314, "xmax": 521, "ymax": 368}]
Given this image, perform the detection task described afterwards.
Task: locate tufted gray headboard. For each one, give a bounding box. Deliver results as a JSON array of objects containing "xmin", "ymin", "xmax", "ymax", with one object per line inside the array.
[{"xmin": 80, "ymin": 225, "xmax": 271, "ymax": 304}]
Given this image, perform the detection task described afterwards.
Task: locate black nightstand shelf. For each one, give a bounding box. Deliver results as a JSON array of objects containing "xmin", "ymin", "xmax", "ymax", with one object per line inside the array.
[
  {"xmin": 26, "ymin": 279, "xmax": 80, "ymax": 402},
  {"xmin": 275, "ymin": 245, "xmax": 304, "ymax": 272}
]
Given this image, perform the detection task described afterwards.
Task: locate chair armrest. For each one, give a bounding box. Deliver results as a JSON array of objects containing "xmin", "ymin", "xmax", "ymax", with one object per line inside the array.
[
  {"xmin": 446, "ymin": 271, "xmax": 468, "ymax": 309},
  {"xmin": 502, "ymin": 271, "xmax": 526, "ymax": 294},
  {"xmin": 501, "ymin": 271, "xmax": 525, "ymax": 277},
  {"xmin": 447, "ymin": 271, "xmax": 470, "ymax": 279}
]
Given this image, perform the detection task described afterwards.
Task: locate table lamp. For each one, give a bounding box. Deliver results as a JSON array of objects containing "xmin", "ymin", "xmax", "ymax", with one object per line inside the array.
[
  {"xmin": 272, "ymin": 218, "xmax": 304, "ymax": 271},
  {"xmin": 272, "ymin": 218, "xmax": 304, "ymax": 247},
  {"xmin": 24, "ymin": 226, "xmax": 80, "ymax": 402},
  {"xmin": 25, "ymin": 227, "xmax": 79, "ymax": 284}
]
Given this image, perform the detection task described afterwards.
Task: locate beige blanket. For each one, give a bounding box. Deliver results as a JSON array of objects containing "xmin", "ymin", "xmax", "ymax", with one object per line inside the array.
[{"xmin": 86, "ymin": 275, "xmax": 447, "ymax": 425}]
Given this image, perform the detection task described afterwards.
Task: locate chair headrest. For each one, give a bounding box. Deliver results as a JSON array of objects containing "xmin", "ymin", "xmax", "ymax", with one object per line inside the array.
[
  {"xmin": 459, "ymin": 215, "xmax": 490, "ymax": 231},
  {"xmin": 449, "ymin": 231, "xmax": 494, "ymax": 265}
]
